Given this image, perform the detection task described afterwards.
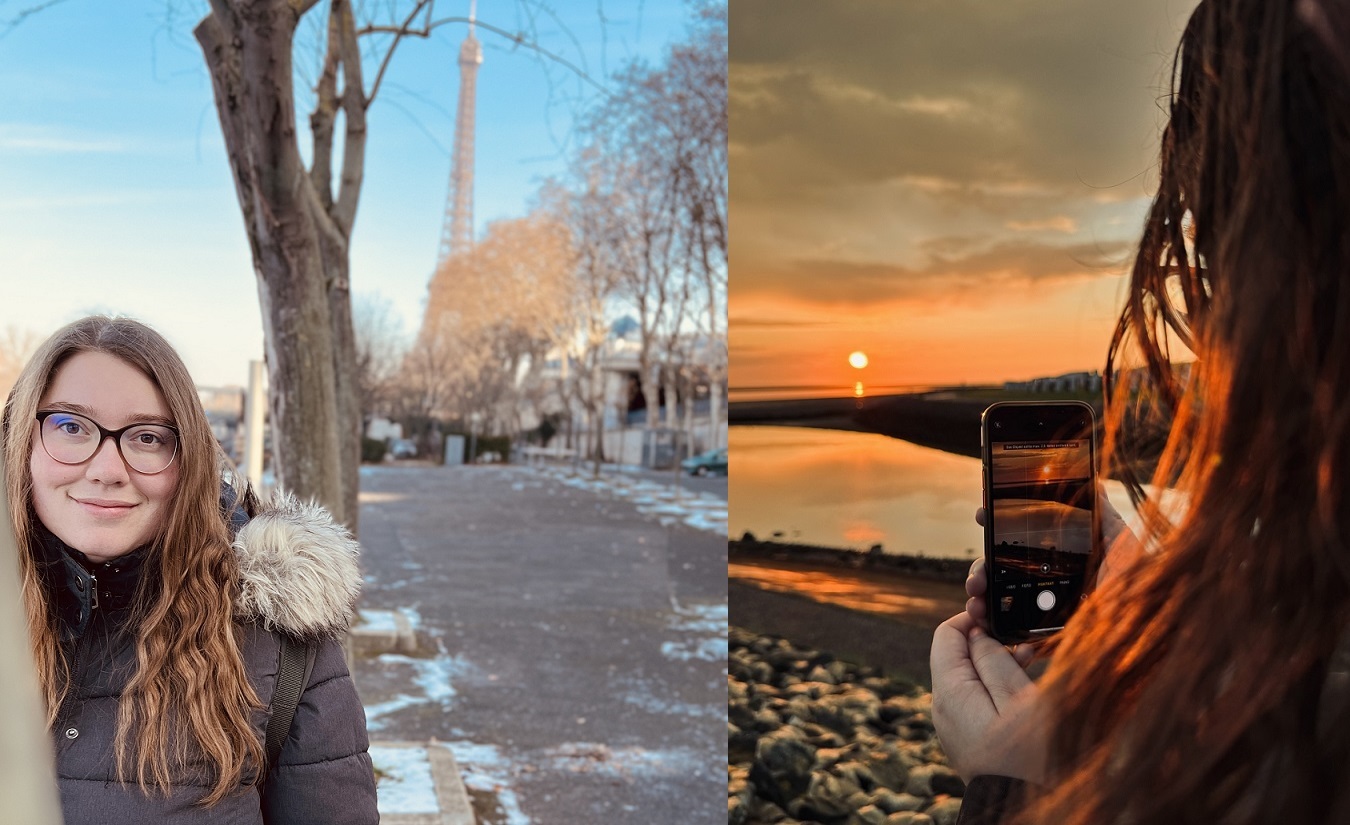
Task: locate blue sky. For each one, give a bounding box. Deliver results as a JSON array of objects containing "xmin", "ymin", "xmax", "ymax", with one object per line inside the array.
[{"xmin": 0, "ymin": 0, "xmax": 691, "ymax": 386}]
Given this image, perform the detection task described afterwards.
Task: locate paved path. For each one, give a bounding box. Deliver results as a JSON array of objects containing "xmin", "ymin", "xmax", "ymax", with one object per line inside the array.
[{"xmin": 351, "ymin": 464, "xmax": 725, "ymax": 825}]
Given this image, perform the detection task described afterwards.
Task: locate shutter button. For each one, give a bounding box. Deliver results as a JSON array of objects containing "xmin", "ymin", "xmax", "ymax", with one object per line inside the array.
[{"xmin": 65, "ymin": 728, "xmax": 79, "ymax": 740}]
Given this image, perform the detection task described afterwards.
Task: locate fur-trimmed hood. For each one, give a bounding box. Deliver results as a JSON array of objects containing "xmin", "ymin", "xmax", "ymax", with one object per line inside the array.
[{"xmin": 232, "ymin": 490, "xmax": 362, "ymax": 643}]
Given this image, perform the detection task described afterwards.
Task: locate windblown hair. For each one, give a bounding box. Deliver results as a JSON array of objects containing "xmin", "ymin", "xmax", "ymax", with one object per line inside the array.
[
  {"xmin": 1, "ymin": 316, "xmax": 263, "ymax": 806},
  {"xmin": 1018, "ymin": 1, "xmax": 1350, "ymax": 822}
]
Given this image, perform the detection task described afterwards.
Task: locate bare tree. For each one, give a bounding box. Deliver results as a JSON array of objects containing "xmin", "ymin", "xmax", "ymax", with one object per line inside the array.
[
  {"xmin": 420, "ymin": 211, "xmax": 576, "ymax": 436},
  {"xmin": 352, "ymin": 292, "xmax": 408, "ymax": 429},
  {"xmin": 192, "ymin": 0, "xmax": 612, "ymax": 530},
  {"xmin": 571, "ymin": 3, "xmax": 728, "ymax": 457}
]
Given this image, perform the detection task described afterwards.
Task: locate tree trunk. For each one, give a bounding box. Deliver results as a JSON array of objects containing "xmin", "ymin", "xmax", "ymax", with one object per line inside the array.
[{"xmin": 195, "ymin": 1, "xmax": 359, "ymax": 530}]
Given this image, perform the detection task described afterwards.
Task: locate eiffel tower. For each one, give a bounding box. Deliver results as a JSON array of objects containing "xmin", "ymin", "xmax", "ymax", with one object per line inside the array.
[{"xmin": 436, "ymin": 1, "xmax": 483, "ymax": 264}]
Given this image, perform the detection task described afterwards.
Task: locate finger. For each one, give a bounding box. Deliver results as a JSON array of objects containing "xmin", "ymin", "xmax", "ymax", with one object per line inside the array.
[
  {"xmin": 931, "ymin": 612, "xmax": 980, "ymax": 693},
  {"xmin": 1011, "ymin": 644, "xmax": 1036, "ymax": 669},
  {"xmin": 965, "ymin": 596, "xmax": 988, "ymax": 625},
  {"xmin": 967, "ymin": 625, "xmax": 1034, "ymax": 712},
  {"xmin": 966, "ymin": 557, "xmax": 987, "ymax": 600},
  {"xmin": 975, "ymin": 507, "xmax": 987, "ymax": 528}
]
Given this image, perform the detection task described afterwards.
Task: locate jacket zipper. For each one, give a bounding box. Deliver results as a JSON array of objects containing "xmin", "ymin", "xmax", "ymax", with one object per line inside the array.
[{"xmin": 56, "ymin": 573, "xmax": 97, "ymax": 739}]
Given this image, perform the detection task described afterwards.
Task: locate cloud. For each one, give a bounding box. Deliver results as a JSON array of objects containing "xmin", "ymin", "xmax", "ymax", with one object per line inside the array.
[
  {"xmin": 726, "ymin": 317, "xmax": 831, "ymax": 329},
  {"xmin": 741, "ymin": 238, "xmax": 1135, "ymax": 306},
  {"xmin": 0, "ymin": 125, "xmax": 127, "ymax": 153},
  {"xmin": 730, "ymin": 0, "xmax": 1190, "ymax": 209},
  {"xmin": 1006, "ymin": 216, "xmax": 1078, "ymax": 233}
]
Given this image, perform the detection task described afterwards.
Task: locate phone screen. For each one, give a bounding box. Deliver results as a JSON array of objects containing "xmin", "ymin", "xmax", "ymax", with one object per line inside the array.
[{"xmin": 986, "ymin": 408, "xmax": 1095, "ymax": 643}]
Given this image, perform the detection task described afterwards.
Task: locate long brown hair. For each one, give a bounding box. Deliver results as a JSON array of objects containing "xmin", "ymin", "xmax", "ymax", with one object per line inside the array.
[
  {"xmin": 1022, "ymin": 1, "xmax": 1350, "ymax": 822},
  {"xmin": 2, "ymin": 316, "xmax": 263, "ymax": 806}
]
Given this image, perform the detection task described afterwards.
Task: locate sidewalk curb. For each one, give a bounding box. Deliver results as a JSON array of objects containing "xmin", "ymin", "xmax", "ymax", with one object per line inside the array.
[
  {"xmin": 371, "ymin": 741, "xmax": 476, "ymax": 825},
  {"xmin": 351, "ymin": 609, "xmax": 419, "ymax": 656}
]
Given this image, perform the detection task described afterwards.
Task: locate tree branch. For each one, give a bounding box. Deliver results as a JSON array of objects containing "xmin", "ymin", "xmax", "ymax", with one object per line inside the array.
[
  {"xmin": 0, "ymin": 0, "xmax": 72, "ymax": 39},
  {"xmin": 361, "ymin": 0, "xmax": 435, "ymax": 108},
  {"xmin": 309, "ymin": 0, "xmax": 343, "ymax": 210},
  {"xmin": 332, "ymin": 0, "xmax": 366, "ymax": 234},
  {"xmin": 361, "ymin": 14, "xmax": 609, "ymax": 104}
]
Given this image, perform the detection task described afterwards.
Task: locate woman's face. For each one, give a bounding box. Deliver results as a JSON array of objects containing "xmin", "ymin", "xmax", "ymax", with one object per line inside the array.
[{"xmin": 30, "ymin": 351, "xmax": 181, "ymax": 564}]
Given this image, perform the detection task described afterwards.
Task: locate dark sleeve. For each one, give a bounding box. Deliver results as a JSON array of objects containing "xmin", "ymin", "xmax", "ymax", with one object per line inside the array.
[
  {"xmin": 261, "ymin": 638, "xmax": 378, "ymax": 825},
  {"xmin": 956, "ymin": 775, "xmax": 1028, "ymax": 825}
]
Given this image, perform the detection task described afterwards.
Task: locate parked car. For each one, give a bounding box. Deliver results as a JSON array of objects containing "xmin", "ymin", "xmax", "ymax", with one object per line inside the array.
[
  {"xmin": 681, "ymin": 448, "xmax": 727, "ymax": 477},
  {"xmin": 389, "ymin": 438, "xmax": 418, "ymax": 459}
]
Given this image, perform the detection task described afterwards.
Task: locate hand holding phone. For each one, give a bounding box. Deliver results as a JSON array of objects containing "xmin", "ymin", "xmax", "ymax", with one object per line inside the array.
[{"xmin": 980, "ymin": 402, "xmax": 1098, "ymax": 645}]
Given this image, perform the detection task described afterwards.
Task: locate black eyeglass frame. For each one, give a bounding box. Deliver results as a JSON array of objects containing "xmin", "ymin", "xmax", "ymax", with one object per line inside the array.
[{"xmin": 35, "ymin": 410, "xmax": 181, "ymax": 476}]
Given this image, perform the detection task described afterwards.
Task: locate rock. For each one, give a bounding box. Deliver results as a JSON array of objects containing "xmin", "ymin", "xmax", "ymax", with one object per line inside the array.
[
  {"xmin": 749, "ymin": 798, "xmax": 789, "ymax": 823},
  {"xmin": 827, "ymin": 660, "xmax": 853, "ymax": 684},
  {"xmin": 885, "ymin": 814, "xmax": 934, "ymax": 825},
  {"xmin": 864, "ymin": 746, "xmax": 911, "ymax": 792},
  {"xmin": 728, "ymin": 794, "xmax": 750, "ymax": 825},
  {"xmin": 849, "ymin": 804, "xmax": 888, "ymax": 825},
  {"xmin": 729, "ymin": 703, "xmax": 756, "ymax": 729},
  {"xmin": 786, "ymin": 682, "xmax": 822, "ymax": 699},
  {"xmin": 749, "ymin": 729, "xmax": 817, "ymax": 808},
  {"xmin": 904, "ymin": 764, "xmax": 960, "ymax": 797},
  {"xmin": 833, "ymin": 761, "xmax": 876, "ymax": 793},
  {"xmin": 897, "ymin": 724, "xmax": 930, "ymax": 742},
  {"xmin": 930, "ymin": 771, "xmax": 965, "ymax": 797},
  {"xmin": 808, "ymin": 665, "xmax": 836, "ymax": 685},
  {"xmin": 809, "ymin": 703, "xmax": 856, "ymax": 736},
  {"xmin": 861, "ymin": 676, "xmax": 891, "ymax": 694},
  {"xmin": 753, "ymin": 709, "xmax": 783, "ymax": 733},
  {"xmin": 728, "ymin": 728, "xmax": 759, "ymax": 766},
  {"xmin": 925, "ymin": 797, "xmax": 963, "ymax": 825},
  {"xmin": 728, "ymin": 765, "xmax": 755, "ymax": 825},
  {"xmin": 873, "ymin": 790, "xmax": 925, "ymax": 813},
  {"xmin": 805, "ymin": 724, "xmax": 847, "ymax": 749},
  {"xmin": 906, "ymin": 711, "xmax": 936, "ymax": 732},
  {"xmin": 788, "ymin": 771, "xmax": 857, "ymax": 822}
]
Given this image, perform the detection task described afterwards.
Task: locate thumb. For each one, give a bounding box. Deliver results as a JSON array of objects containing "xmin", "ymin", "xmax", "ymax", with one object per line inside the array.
[{"xmin": 967, "ymin": 626, "xmax": 1033, "ymax": 712}]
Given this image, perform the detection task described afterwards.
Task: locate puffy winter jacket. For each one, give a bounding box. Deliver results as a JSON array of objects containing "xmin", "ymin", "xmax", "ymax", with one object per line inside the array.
[{"xmin": 37, "ymin": 492, "xmax": 378, "ymax": 824}]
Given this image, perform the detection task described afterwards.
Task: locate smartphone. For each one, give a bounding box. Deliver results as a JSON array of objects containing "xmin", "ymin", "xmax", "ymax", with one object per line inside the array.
[{"xmin": 981, "ymin": 401, "xmax": 1097, "ymax": 645}]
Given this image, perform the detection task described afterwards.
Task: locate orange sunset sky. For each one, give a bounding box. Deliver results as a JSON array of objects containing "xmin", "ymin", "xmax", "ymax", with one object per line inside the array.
[{"xmin": 729, "ymin": 0, "xmax": 1200, "ymax": 393}]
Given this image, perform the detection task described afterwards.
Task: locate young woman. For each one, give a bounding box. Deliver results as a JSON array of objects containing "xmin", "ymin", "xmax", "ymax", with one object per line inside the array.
[
  {"xmin": 932, "ymin": 0, "xmax": 1350, "ymax": 823},
  {"xmin": 2, "ymin": 315, "xmax": 377, "ymax": 823}
]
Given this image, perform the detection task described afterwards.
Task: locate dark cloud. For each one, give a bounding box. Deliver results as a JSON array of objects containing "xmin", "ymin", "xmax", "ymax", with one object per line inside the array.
[{"xmin": 731, "ymin": 0, "xmax": 1194, "ymax": 208}]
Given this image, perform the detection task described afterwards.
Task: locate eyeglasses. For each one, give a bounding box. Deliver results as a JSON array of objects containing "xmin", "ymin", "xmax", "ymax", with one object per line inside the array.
[{"xmin": 36, "ymin": 410, "xmax": 180, "ymax": 476}]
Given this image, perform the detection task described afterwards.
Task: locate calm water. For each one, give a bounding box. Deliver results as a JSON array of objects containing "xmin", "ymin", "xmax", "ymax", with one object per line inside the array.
[{"xmin": 730, "ymin": 425, "xmax": 1141, "ymax": 560}]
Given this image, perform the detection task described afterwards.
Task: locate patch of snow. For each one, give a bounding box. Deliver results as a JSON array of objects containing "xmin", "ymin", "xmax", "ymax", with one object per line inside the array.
[
  {"xmin": 363, "ymin": 694, "xmax": 424, "ymax": 730},
  {"xmin": 438, "ymin": 742, "xmax": 531, "ymax": 825},
  {"xmin": 661, "ymin": 638, "xmax": 729, "ymax": 662},
  {"xmin": 358, "ymin": 609, "xmax": 399, "ymax": 633},
  {"xmin": 370, "ymin": 745, "xmax": 439, "ymax": 814},
  {"xmin": 622, "ymin": 692, "xmax": 719, "ymax": 718}
]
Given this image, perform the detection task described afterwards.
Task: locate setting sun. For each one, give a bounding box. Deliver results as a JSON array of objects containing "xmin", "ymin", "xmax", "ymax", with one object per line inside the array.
[{"xmin": 848, "ymin": 351, "xmax": 869, "ymax": 369}]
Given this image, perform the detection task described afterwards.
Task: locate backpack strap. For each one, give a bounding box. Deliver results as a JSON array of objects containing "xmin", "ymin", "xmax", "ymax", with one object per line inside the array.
[{"xmin": 264, "ymin": 634, "xmax": 317, "ymax": 781}]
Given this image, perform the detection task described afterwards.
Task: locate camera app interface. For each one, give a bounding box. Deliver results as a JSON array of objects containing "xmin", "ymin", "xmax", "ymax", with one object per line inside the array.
[{"xmin": 989, "ymin": 436, "xmax": 1092, "ymax": 635}]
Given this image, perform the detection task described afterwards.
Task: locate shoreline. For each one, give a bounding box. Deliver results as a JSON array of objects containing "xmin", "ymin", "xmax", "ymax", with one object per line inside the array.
[
  {"xmin": 729, "ymin": 541, "xmax": 971, "ymax": 686},
  {"xmin": 730, "ymin": 388, "xmax": 1106, "ymax": 460},
  {"xmin": 729, "ymin": 391, "xmax": 988, "ymax": 458},
  {"xmin": 730, "ymin": 538, "xmax": 972, "ymax": 585}
]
